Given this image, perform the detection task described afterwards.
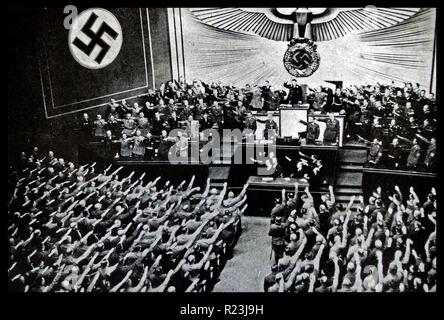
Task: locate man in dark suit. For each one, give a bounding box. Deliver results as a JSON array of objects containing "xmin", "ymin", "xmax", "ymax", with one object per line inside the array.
[
  {"xmin": 258, "ymin": 112, "xmax": 279, "ymax": 140},
  {"xmin": 268, "ymin": 216, "xmax": 288, "ymax": 265},
  {"xmin": 299, "ymin": 118, "xmax": 320, "ymax": 144},
  {"xmin": 319, "ymin": 113, "xmax": 340, "ymax": 145},
  {"xmin": 284, "ymin": 79, "xmax": 303, "ymax": 105},
  {"xmin": 152, "ymin": 112, "xmax": 165, "ymax": 136},
  {"xmin": 199, "ymin": 112, "xmax": 213, "ymax": 131}
]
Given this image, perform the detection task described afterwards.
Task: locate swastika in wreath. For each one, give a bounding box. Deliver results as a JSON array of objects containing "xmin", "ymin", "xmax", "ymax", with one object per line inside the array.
[
  {"xmin": 283, "ymin": 38, "xmax": 320, "ymax": 77},
  {"xmin": 68, "ymin": 8, "xmax": 123, "ymax": 69}
]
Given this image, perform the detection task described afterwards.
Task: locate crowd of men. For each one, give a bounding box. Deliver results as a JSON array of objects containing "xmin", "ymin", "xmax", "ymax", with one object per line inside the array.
[
  {"xmin": 8, "ymin": 148, "xmax": 249, "ymax": 292},
  {"xmin": 77, "ymin": 77, "xmax": 325, "ymax": 160},
  {"xmin": 78, "ymin": 78, "xmax": 434, "ymax": 170},
  {"xmin": 265, "ymin": 183, "xmax": 436, "ymax": 292},
  {"xmin": 331, "ymin": 82, "xmax": 436, "ymax": 171}
]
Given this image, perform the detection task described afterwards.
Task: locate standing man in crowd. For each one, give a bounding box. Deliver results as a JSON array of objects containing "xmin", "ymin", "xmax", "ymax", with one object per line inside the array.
[{"xmin": 284, "ymin": 79, "xmax": 303, "ymax": 105}]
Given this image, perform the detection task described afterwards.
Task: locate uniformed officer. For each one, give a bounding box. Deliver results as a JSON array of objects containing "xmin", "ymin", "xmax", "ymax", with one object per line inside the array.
[
  {"xmin": 79, "ymin": 113, "xmax": 92, "ymax": 142},
  {"xmin": 180, "ymin": 100, "xmax": 193, "ymax": 121},
  {"xmin": 319, "ymin": 113, "xmax": 340, "ymax": 145},
  {"xmin": 268, "ymin": 216, "xmax": 288, "ymax": 265},
  {"xmin": 397, "ymin": 135, "xmax": 421, "ymax": 169},
  {"xmin": 233, "ymin": 100, "xmax": 247, "ymax": 130},
  {"xmin": 386, "ymin": 119, "xmax": 402, "ymax": 144},
  {"xmin": 258, "ymin": 112, "xmax": 279, "ymax": 140},
  {"xmin": 167, "ymin": 111, "xmax": 180, "ymax": 131},
  {"xmin": 157, "ymin": 130, "xmax": 173, "ymax": 161},
  {"xmin": 367, "ymin": 139, "xmax": 383, "ymax": 165},
  {"xmin": 244, "ymin": 112, "xmax": 257, "ymax": 141},
  {"xmin": 371, "ymin": 117, "xmax": 383, "ymax": 141},
  {"xmin": 151, "ymin": 111, "xmax": 165, "ymax": 136},
  {"xmin": 131, "ymin": 130, "xmax": 146, "ymax": 159},
  {"xmin": 122, "ymin": 112, "xmax": 136, "ymax": 137},
  {"xmin": 284, "ymin": 79, "xmax": 303, "ymax": 105},
  {"xmin": 210, "ymin": 101, "xmax": 224, "ymax": 129},
  {"xmin": 386, "ymin": 138, "xmax": 403, "ymax": 168},
  {"xmin": 93, "ymin": 114, "xmax": 107, "ymax": 140},
  {"xmin": 199, "ymin": 112, "xmax": 213, "ymax": 132},
  {"xmin": 119, "ymin": 133, "xmax": 133, "ymax": 158},
  {"xmin": 299, "ymin": 118, "xmax": 320, "ymax": 144},
  {"xmin": 137, "ymin": 112, "xmax": 150, "ymax": 137},
  {"xmin": 416, "ymin": 134, "xmax": 436, "ymax": 171}
]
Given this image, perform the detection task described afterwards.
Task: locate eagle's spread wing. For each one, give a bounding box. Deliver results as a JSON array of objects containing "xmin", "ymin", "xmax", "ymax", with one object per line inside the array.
[
  {"xmin": 189, "ymin": 7, "xmax": 421, "ymax": 42},
  {"xmin": 188, "ymin": 8, "xmax": 294, "ymax": 42},
  {"xmin": 310, "ymin": 7, "xmax": 421, "ymax": 41}
]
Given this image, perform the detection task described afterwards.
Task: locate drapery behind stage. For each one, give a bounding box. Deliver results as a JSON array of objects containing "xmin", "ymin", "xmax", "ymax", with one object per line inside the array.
[{"xmin": 180, "ymin": 8, "xmax": 435, "ymax": 89}]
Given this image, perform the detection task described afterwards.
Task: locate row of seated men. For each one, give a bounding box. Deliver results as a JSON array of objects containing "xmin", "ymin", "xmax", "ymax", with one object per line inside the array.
[
  {"xmin": 8, "ymin": 148, "xmax": 249, "ymax": 292},
  {"xmin": 265, "ymin": 183, "xmax": 436, "ymax": 292}
]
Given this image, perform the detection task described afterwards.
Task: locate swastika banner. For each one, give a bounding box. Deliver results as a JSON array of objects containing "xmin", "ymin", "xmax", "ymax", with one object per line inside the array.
[{"xmin": 38, "ymin": 8, "xmax": 154, "ymax": 118}]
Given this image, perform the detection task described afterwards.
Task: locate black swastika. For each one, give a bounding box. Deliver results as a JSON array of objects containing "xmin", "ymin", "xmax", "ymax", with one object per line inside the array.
[
  {"xmin": 72, "ymin": 12, "xmax": 119, "ymax": 64},
  {"xmin": 292, "ymin": 50, "xmax": 312, "ymax": 70}
]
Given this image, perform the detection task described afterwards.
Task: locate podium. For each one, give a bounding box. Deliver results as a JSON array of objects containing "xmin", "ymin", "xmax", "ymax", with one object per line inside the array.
[{"xmin": 279, "ymin": 104, "xmax": 309, "ymax": 139}]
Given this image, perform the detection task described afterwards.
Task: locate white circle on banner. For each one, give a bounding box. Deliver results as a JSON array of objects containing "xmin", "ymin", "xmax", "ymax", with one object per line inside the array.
[{"xmin": 68, "ymin": 8, "xmax": 122, "ymax": 69}]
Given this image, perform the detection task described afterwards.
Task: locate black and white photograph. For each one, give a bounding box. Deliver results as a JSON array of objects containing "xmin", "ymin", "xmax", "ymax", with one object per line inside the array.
[{"xmin": 8, "ymin": 4, "xmax": 438, "ymax": 300}]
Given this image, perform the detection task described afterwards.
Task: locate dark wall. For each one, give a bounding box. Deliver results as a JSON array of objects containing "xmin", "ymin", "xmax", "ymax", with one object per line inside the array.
[
  {"xmin": 8, "ymin": 7, "xmax": 172, "ymax": 164},
  {"xmin": 148, "ymin": 8, "xmax": 173, "ymax": 86}
]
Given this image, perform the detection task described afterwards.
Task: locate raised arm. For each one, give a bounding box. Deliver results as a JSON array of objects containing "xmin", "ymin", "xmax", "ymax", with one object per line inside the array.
[
  {"xmin": 149, "ymin": 269, "xmax": 175, "ymax": 293},
  {"xmin": 409, "ymin": 187, "xmax": 420, "ymax": 205},
  {"xmin": 129, "ymin": 266, "xmax": 149, "ymax": 292},
  {"xmin": 402, "ymin": 238, "xmax": 413, "ymax": 264},
  {"xmin": 331, "ymin": 256, "xmax": 340, "ymax": 292},
  {"xmin": 110, "ymin": 270, "xmax": 133, "ymax": 292},
  {"xmin": 312, "ymin": 244, "xmax": 326, "ymax": 280},
  {"xmin": 341, "ymin": 206, "xmax": 354, "ymax": 248},
  {"xmin": 424, "ymin": 232, "xmax": 436, "ymax": 263},
  {"xmin": 376, "ymin": 250, "xmax": 384, "ymax": 290},
  {"xmin": 201, "ymin": 178, "xmax": 211, "ymax": 198},
  {"xmin": 415, "ymin": 133, "xmax": 431, "ymax": 144},
  {"xmin": 328, "ymin": 185, "xmax": 336, "ymax": 204},
  {"xmin": 74, "ymin": 243, "xmax": 97, "ymax": 265},
  {"xmin": 396, "ymin": 135, "xmax": 413, "ymax": 144},
  {"xmin": 73, "ymin": 252, "xmax": 99, "ymax": 291},
  {"xmin": 304, "ymin": 187, "xmax": 313, "ymax": 203},
  {"xmin": 42, "ymin": 264, "xmax": 66, "ymax": 292},
  {"xmin": 290, "ymin": 231, "xmax": 307, "ymax": 264},
  {"xmin": 223, "ymin": 183, "xmax": 248, "ymax": 207},
  {"xmin": 211, "ymin": 183, "xmax": 227, "ymax": 210},
  {"xmin": 195, "ymin": 245, "xmax": 214, "ymax": 270},
  {"xmin": 365, "ymin": 227, "xmax": 375, "ymax": 248}
]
